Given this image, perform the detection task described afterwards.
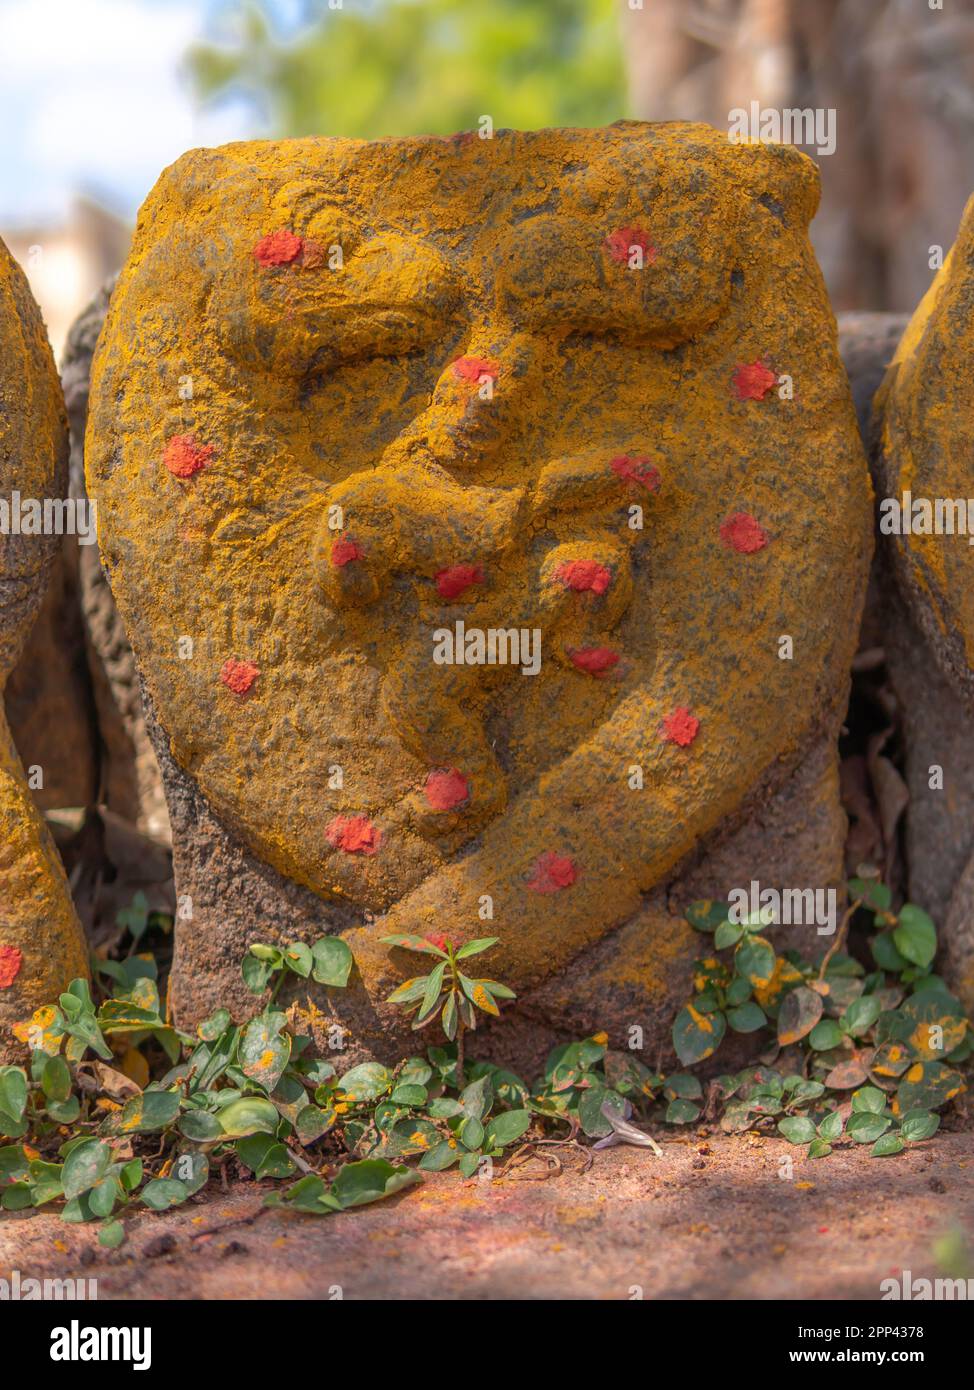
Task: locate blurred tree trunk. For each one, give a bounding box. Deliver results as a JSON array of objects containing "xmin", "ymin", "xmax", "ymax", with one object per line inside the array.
[{"xmin": 621, "ymin": 0, "xmax": 974, "ymax": 312}]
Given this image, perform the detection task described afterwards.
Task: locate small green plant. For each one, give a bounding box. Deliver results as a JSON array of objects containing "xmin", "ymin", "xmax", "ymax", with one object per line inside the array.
[
  {"xmin": 381, "ymin": 933, "xmax": 515, "ymax": 1087},
  {"xmin": 1, "ymin": 875, "xmax": 969, "ymax": 1247},
  {"xmin": 672, "ymin": 872, "xmax": 970, "ymax": 1157},
  {"xmin": 242, "ymin": 934, "xmax": 354, "ymax": 1000}
]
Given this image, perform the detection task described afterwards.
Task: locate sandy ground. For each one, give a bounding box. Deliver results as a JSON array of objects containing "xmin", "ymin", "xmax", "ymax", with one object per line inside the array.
[{"xmin": 2, "ymin": 1128, "xmax": 972, "ymax": 1300}]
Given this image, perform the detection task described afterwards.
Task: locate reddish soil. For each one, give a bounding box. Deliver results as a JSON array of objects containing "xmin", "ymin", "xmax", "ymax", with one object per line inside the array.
[{"xmin": 3, "ymin": 1130, "xmax": 972, "ymax": 1300}]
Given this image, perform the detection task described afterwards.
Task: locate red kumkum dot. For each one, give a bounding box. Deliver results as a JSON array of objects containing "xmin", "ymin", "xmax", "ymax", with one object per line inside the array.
[
  {"xmin": 425, "ymin": 932, "xmax": 450, "ymax": 950},
  {"xmin": 220, "ymin": 658, "xmax": 260, "ymax": 695},
  {"xmin": 555, "ymin": 559, "xmax": 612, "ymax": 595},
  {"xmin": 732, "ymin": 360, "xmax": 777, "ymax": 401},
  {"xmin": 569, "ymin": 647, "xmax": 620, "ymax": 675},
  {"xmin": 424, "ymin": 768, "xmax": 470, "ymax": 812},
  {"xmin": 661, "ymin": 707, "xmax": 700, "ymax": 747},
  {"xmin": 452, "ymin": 356, "xmax": 499, "ymax": 383},
  {"xmin": 720, "ymin": 512, "xmax": 768, "ymax": 554},
  {"xmin": 435, "ymin": 563, "xmax": 483, "ymax": 600},
  {"xmin": 527, "ymin": 851, "xmax": 578, "ymax": 894},
  {"xmin": 610, "ymin": 454, "xmax": 661, "ymax": 491},
  {"xmin": 163, "ymin": 435, "xmax": 214, "ymax": 479},
  {"xmin": 0, "ymin": 945, "xmax": 23, "ymax": 989},
  {"xmin": 604, "ymin": 226, "xmax": 657, "ymax": 265},
  {"xmin": 331, "ymin": 536, "xmax": 364, "ymax": 567},
  {"xmin": 253, "ymin": 229, "xmax": 304, "ymax": 266},
  {"xmin": 326, "ymin": 814, "xmax": 381, "ymax": 856}
]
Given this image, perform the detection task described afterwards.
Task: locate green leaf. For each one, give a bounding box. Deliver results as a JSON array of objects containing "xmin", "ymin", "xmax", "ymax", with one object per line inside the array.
[
  {"xmin": 283, "ymin": 943, "xmax": 313, "ymax": 978},
  {"xmin": 328, "ymin": 1158, "xmax": 422, "ymax": 1209},
  {"xmin": 664, "ymin": 1073, "xmax": 703, "ymax": 1100},
  {"xmin": 666, "ymin": 1098, "xmax": 701, "ymax": 1124},
  {"xmin": 218, "ymin": 1097, "xmax": 280, "ymax": 1138},
  {"xmin": 416, "ymin": 962, "xmax": 448, "ymax": 1023},
  {"xmin": 672, "ymin": 1005, "xmax": 726, "ymax": 1065},
  {"xmin": 2, "ymin": 1184, "xmax": 32, "ymax": 1210},
  {"xmin": 458, "ymin": 1151, "xmax": 481, "ymax": 1178},
  {"xmin": 807, "ymin": 1138, "xmax": 832, "ymax": 1159},
  {"xmin": 236, "ymin": 1134, "xmax": 296, "ymax": 1179},
  {"xmin": 454, "ymin": 937, "xmax": 499, "ymax": 959},
  {"xmin": 578, "ymin": 1086, "xmax": 625, "ymax": 1137},
  {"xmin": 242, "ymin": 954, "xmax": 274, "ymax": 994},
  {"xmin": 871, "ymin": 930, "xmax": 908, "ymax": 973},
  {"xmin": 386, "ymin": 975, "xmax": 429, "ymax": 1005},
  {"xmin": 895, "ymin": 1061, "xmax": 966, "ymax": 1113},
  {"xmin": 847, "ymin": 1111, "xmax": 891, "ymax": 1143},
  {"xmin": 41, "ymin": 1055, "xmax": 72, "ymax": 1104},
  {"xmin": 418, "ymin": 1141, "xmax": 461, "ymax": 1171},
  {"xmin": 808, "ymin": 1018, "xmax": 844, "ymax": 1051},
  {"xmin": 483, "ymin": 1109, "xmax": 531, "ymax": 1150},
  {"xmin": 295, "ymin": 1104, "xmax": 334, "ymax": 1145},
  {"xmin": 684, "ymin": 900, "xmax": 729, "ymax": 933},
  {"xmin": 851, "ymin": 1085, "xmax": 887, "ymax": 1114},
  {"xmin": 459, "ymin": 1116, "xmax": 485, "ymax": 1150},
  {"xmin": 734, "ymin": 935, "xmax": 776, "ymax": 989},
  {"xmin": 112, "ymin": 1089, "xmax": 181, "ymax": 1136},
  {"xmin": 249, "ymin": 944, "xmax": 283, "ymax": 964},
  {"xmin": 893, "ymin": 905, "xmax": 937, "ymax": 969},
  {"xmin": 900, "ymin": 1109, "xmax": 940, "ymax": 1143},
  {"xmin": 714, "ymin": 920, "xmax": 744, "ymax": 949},
  {"xmin": 777, "ymin": 986, "xmax": 824, "ymax": 1046},
  {"xmin": 727, "ymin": 1001, "xmax": 766, "ymax": 1033},
  {"xmin": 841, "ymin": 995, "xmax": 882, "ymax": 1037},
  {"xmin": 0, "ymin": 1145, "xmax": 29, "ymax": 1183},
  {"xmin": 441, "ymin": 991, "xmax": 458, "ymax": 1040},
  {"xmin": 311, "ymin": 937, "xmax": 354, "ymax": 987},
  {"xmin": 141, "ymin": 1178, "xmax": 190, "ymax": 1211},
  {"xmin": 847, "ymin": 876, "xmax": 889, "ymax": 909},
  {"xmin": 88, "ymin": 1177, "xmax": 119, "ymax": 1218},
  {"xmin": 390, "ymin": 1083, "xmax": 427, "ymax": 1107},
  {"xmin": 61, "ymin": 1193, "xmax": 97, "ymax": 1224},
  {"xmin": 98, "ymin": 1220, "xmax": 126, "ymax": 1249},
  {"xmin": 198, "ymin": 1008, "xmax": 232, "ymax": 1041},
  {"xmin": 338, "ymin": 1062, "xmax": 394, "ymax": 1104},
  {"xmin": 62, "ymin": 1140, "xmax": 112, "ymax": 1200},
  {"xmin": 0, "ymin": 1067, "xmax": 29, "ymax": 1132},
  {"xmin": 119, "ymin": 1159, "xmax": 143, "ymax": 1192},
  {"xmin": 871, "ymin": 1134, "xmax": 905, "ymax": 1157},
  {"xmin": 817, "ymin": 1110, "xmax": 844, "ymax": 1140},
  {"xmin": 240, "ymin": 1013, "xmax": 291, "ymax": 1091},
  {"xmin": 178, "ymin": 1109, "xmax": 225, "ymax": 1142},
  {"xmin": 459, "ymin": 1075, "xmax": 492, "ymax": 1122},
  {"xmin": 381, "ymin": 934, "xmax": 448, "ymax": 958},
  {"xmin": 778, "ymin": 1116, "xmax": 816, "ymax": 1144}
]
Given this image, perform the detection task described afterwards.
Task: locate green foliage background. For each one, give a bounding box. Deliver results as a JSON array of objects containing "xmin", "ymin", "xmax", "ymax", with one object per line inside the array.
[{"xmin": 189, "ymin": 0, "xmax": 629, "ymax": 139}]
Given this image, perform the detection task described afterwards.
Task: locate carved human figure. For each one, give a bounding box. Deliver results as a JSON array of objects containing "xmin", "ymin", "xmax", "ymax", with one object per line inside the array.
[
  {"xmin": 0, "ymin": 237, "xmax": 88, "ymax": 1054},
  {"xmin": 87, "ymin": 125, "xmax": 871, "ymax": 1051}
]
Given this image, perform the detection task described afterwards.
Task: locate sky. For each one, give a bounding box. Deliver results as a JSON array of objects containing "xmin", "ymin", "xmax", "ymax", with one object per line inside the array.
[{"xmin": 0, "ymin": 0, "xmax": 307, "ymax": 226}]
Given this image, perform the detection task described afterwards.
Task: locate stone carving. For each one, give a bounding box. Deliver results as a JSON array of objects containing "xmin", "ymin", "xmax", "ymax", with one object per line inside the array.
[
  {"xmin": 87, "ymin": 125, "xmax": 871, "ymax": 1060},
  {"xmin": 0, "ymin": 237, "xmax": 89, "ymax": 1055},
  {"xmin": 874, "ymin": 195, "xmax": 974, "ymax": 1008}
]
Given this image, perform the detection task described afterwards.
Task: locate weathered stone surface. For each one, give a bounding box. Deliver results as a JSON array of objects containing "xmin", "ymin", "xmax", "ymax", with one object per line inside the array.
[
  {"xmin": 873, "ymin": 200, "xmax": 974, "ymax": 1007},
  {"xmin": 60, "ymin": 279, "xmax": 169, "ymax": 840},
  {"xmin": 0, "ymin": 236, "xmax": 89, "ymax": 1055},
  {"xmin": 87, "ymin": 125, "xmax": 871, "ymax": 1058}
]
